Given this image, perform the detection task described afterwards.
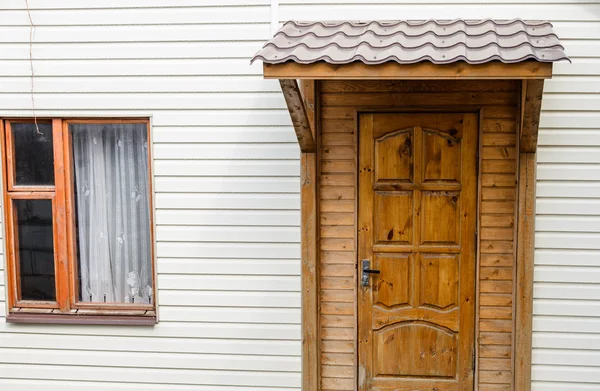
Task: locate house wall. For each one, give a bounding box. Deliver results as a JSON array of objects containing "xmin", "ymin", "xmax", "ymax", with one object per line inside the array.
[
  {"xmin": 0, "ymin": 1, "xmax": 598, "ymax": 391},
  {"xmin": 0, "ymin": 1, "xmax": 302, "ymax": 390}
]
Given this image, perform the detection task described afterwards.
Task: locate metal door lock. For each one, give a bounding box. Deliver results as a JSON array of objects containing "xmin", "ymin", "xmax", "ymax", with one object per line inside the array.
[{"xmin": 361, "ymin": 259, "xmax": 380, "ymax": 286}]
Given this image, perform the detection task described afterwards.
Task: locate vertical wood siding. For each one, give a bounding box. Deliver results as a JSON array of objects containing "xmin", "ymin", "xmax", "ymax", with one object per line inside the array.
[
  {"xmin": 0, "ymin": 1, "xmax": 302, "ymax": 390},
  {"xmin": 319, "ymin": 86, "xmax": 358, "ymax": 391},
  {"xmin": 479, "ymin": 106, "xmax": 519, "ymax": 391}
]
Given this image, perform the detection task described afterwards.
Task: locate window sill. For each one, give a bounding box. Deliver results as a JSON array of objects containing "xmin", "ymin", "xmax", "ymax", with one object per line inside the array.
[{"xmin": 6, "ymin": 312, "xmax": 156, "ymax": 326}]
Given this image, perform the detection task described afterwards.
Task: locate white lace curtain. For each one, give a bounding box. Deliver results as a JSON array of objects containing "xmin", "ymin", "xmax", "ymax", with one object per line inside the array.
[{"xmin": 71, "ymin": 123, "xmax": 152, "ymax": 304}]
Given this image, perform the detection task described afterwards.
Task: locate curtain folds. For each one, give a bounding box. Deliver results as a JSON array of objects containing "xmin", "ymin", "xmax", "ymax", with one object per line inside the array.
[{"xmin": 71, "ymin": 123, "xmax": 152, "ymax": 304}]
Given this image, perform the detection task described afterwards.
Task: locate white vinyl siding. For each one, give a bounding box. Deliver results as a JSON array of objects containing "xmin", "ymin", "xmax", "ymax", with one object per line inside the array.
[
  {"xmin": 535, "ymin": 8, "xmax": 600, "ymax": 390},
  {"xmin": 0, "ymin": 1, "xmax": 300, "ymax": 390}
]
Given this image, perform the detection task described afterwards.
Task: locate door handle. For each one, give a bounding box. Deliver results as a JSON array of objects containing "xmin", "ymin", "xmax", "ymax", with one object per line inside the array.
[{"xmin": 361, "ymin": 259, "xmax": 380, "ymax": 286}]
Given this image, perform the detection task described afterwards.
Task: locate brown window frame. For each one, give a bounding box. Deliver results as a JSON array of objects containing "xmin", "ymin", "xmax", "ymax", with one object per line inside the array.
[{"xmin": 1, "ymin": 118, "xmax": 156, "ymax": 325}]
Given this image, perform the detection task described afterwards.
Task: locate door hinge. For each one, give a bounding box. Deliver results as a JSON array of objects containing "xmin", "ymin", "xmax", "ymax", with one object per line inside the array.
[{"xmin": 472, "ymin": 348, "xmax": 476, "ymax": 372}]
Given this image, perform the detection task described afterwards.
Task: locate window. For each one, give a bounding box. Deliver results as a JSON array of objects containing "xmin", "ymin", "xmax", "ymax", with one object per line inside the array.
[{"xmin": 2, "ymin": 119, "xmax": 155, "ymax": 324}]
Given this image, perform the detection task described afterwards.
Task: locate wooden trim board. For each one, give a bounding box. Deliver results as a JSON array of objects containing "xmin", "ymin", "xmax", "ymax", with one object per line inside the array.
[
  {"xmin": 301, "ymin": 152, "xmax": 319, "ymax": 391},
  {"xmin": 300, "ymin": 80, "xmax": 320, "ymax": 391},
  {"xmin": 279, "ymin": 79, "xmax": 316, "ymax": 152},
  {"xmin": 7, "ymin": 312, "xmax": 156, "ymax": 326},
  {"xmin": 299, "ymin": 80, "xmax": 317, "ymax": 141},
  {"xmin": 514, "ymin": 152, "xmax": 536, "ymax": 391},
  {"xmin": 265, "ymin": 62, "xmax": 552, "ymax": 80},
  {"xmin": 519, "ymin": 80, "xmax": 545, "ymax": 153}
]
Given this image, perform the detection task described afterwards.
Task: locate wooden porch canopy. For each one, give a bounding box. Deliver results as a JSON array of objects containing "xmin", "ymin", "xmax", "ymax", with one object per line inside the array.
[
  {"xmin": 252, "ymin": 19, "xmax": 568, "ymax": 391},
  {"xmin": 252, "ymin": 19, "xmax": 568, "ymax": 153}
]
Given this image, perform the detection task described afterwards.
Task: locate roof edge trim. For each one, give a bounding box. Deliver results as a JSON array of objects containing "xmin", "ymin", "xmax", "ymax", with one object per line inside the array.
[{"xmin": 263, "ymin": 61, "xmax": 553, "ymax": 80}]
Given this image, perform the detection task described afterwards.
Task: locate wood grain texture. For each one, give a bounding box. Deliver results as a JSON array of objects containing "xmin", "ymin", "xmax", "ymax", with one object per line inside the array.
[
  {"xmin": 514, "ymin": 152, "xmax": 536, "ymax": 391},
  {"xmin": 0, "ymin": 119, "xmax": 16, "ymax": 310},
  {"xmin": 62, "ymin": 121, "xmax": 78, "ymax": 308},
  {"xmin": 320, "ymin": 80, "xmax": 519, "ymax": 93},
  {"xmin": 519, "ymin": 80, "xmax": 545, "ymax": 153},
  {"xmin": 6, "ymin": 312, "xmax": 156, "ymax": 326},
  {"xmin": 300, "ymin": 80, "xmax": 319, "ymax": 391},
  {"xmin": 302, "ymin": 151, "xmax": 319, "ymax": 391},
  {"xmin": 319, "ymin": 84, "xmax": 357, "ymax": 390},
  {"xmin": 322, "ymin": 92, "xmax": 517, "ymax": 107},
  {"xmin": 358, "ymin": 112, "xmax": 477, "ymax": 391},
  {"xmin": 478, "ymin": 106, "xmax": 519, "ymax": 390},
  {"xmin": 279, "ymin": 79, "xmax": 316, "ymax": 153},
  {"xmin": 264, "ymin": 62, "xmax": 553, "ymax": 80},
  {"xmin": 316, "ymin": 80, "xmax": 521, "ymax": 391},
  {"xmin": 300, "ymin": 80, "xmax": 317, "ymax": 141},
  {"xmin": 52, "ymin": 118, "xmax": 70, "ymax": 312},
  {"xmin": 1, "ymin": 120, "xmax": 61, "ymax": 311}
]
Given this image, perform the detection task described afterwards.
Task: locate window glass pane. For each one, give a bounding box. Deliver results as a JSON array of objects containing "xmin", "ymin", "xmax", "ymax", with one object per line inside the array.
[
  {"xmin": 70, "ymin": 123, "xmax": 152, "ymax": 304},
  {"xmin": 11, "ymin": 122, "xmax": 55, "ymax": 186},
  {"xmin": 15, "ymin": 199, "xmax": 56, "ymax": 301}
]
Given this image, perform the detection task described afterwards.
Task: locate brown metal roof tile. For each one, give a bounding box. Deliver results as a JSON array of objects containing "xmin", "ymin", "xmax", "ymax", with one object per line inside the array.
[{"xmin": 252, "ymin": 19, "xmax": 569, "ymax": 65}]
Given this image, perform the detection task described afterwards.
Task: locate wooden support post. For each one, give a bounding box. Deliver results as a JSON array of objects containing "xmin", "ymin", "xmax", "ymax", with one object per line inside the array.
[
  {"xmin": 279, "ymin": 79, "xmax": 316, "ymax": 153},
  {"xmin": 301, "ymin": 152, "xmax": 319, "ymax": 391},
  {"xmin": 520, "ymin": 79, "xmax": 545, "ymax": 153},
  {"xmin": 300, "ymin": 80, "xmax": 319, "ymax": 390},
  {"xmin": 515, "ymin": 152, "xmax": 537, "ymax": 391}
]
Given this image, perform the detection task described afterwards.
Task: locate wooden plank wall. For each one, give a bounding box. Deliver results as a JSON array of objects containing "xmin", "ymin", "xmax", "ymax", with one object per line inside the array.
[
  {"xmin": 317, "ymin": 80, "xmax": 520, "ymax": 391},
  {"xmin": 478, "ymin": 103, "xmax": 519, "ymax": 391}
]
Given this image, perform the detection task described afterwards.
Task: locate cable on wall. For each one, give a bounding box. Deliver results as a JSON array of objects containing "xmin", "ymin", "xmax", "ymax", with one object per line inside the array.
[{"xmin": 25, "ymin": 0, "xmax": 41, "ymax": 135}]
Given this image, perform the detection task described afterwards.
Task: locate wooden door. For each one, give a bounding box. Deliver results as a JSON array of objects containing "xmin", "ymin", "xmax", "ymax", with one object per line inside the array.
[{"xmin": 358, "ymin": 112, "xmax": 478, "ymax": 391}]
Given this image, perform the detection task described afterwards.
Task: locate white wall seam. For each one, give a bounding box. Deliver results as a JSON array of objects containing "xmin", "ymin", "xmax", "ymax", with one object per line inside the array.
[{"xmin": 271, "ymin": 0, "xmax": 279, "ymax": 36}]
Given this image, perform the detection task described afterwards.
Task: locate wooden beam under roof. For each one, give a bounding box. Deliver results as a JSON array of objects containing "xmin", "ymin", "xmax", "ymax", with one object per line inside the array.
[
  {"xmin": 520, "ymin": 79, "xmax": 545, "ymax": 153},
  {"xmin": 265, "ymin": 61, "xmax": 553, "ymax": 80},
  {"xmin": 279, "ymin": 79, "xmax": 316, "ymax": 153}
]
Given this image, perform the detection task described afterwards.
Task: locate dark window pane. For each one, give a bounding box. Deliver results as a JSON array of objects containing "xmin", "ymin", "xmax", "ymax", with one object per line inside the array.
[
  {"xmin": 15, "ymin": 199, "xmax": 56, "ymax": 301},
  {"xmin": 11, "ymin": 122, "xmax": 54, "ymax": 186}
]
